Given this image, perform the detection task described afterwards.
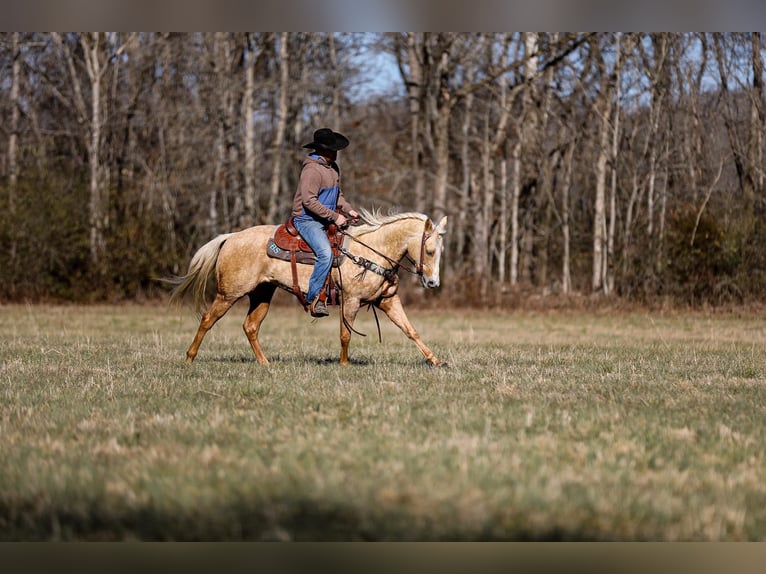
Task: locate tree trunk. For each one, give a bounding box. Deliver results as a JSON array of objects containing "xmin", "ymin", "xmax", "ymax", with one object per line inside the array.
[
  {"xmin": 328, "ymin": 33, "xmax": 341, "ymax": 130},
  {"xmin": 477, "ymin": 104, "xmax": 493, "ymax": 297},
  {"xmin": 561, "ymin": 143, "xmax": 574, "ymax": 295},
  {"xmin": 498, "ymin": 154, "xmax": 508, "ymax": 291},
  {"xmin": 267, "ymin": 32, "xmax": 289, "ymax": 224},
  {"xmin": 536, "ymin": 34, "xmax": 558, "ymax": 291},
  {"xmin": 81, "ymin": 33, "xmax": 107, "ymax": 264},
  {"xmin": 605, "ymin": 33, "xmax": 622, "ymax": 295},
  {"xmin": 432, "ymin": 45, "xmax": 451, "ymax": 220},
  {"xmin": 456, "ymin": 66, "xmax": 474, "ymax": 269},
  {"xmin": 521, "ymin": 33, "xmax": 539, "ymax": 286},
  {"xmin": 750, "ymin": 32, "xmax": 764, "ymax": 200},
  {"xmin": 157, "ymin": 34, "xmax": 178, "ymax": 260},
  {"xmin": 592, "ymin": 143, "xmax": 607, "ymax": 294},
  {"xmin": 400, "ymin": 33, "xmax": 426, "ymax": 212},
  {"xmin": 510, "ymin": 139, "xmax": 521, "ymax": 287},
  {"xmin": 510, "ymin": 32, "xmax": 539, "ymax": 288},
  {"xmin": 209, "ymin": 33, "xmax": 228, "ymax": 235},
  {"xmin": 491, "ymin": 34, "xmax": 514, "ymax": 292},
  {"xmin": 592, "ymin": 38, "xmax": 615, "ymax": 294},
  {"xmin": 643, "ymin": 34, "xmax": 668, "ymax": 268},
  {"xmin": 8, "ymin": 32, "xmax": 20, "ymax": 216},
  {"xmin": 243, "ymin": 33, "xmax": 257, "ymax": 227}
]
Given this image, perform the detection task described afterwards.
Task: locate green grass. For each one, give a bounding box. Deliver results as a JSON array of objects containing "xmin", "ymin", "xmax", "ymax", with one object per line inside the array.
[{"xmin": 1, "ymin": 301, "xmax": 765, "ymax": 540}]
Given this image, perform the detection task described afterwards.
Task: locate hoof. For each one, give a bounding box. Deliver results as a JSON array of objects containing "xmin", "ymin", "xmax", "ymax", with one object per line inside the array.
[{"xmin": 429, "ymin": 360, "xmax": 448, "ymax": 368}]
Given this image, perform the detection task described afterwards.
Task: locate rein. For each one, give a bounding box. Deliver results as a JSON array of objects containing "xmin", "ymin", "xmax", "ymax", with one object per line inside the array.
[{"xmin": 337, "ymin": 224, "xmax": 431, "ymax": 279}]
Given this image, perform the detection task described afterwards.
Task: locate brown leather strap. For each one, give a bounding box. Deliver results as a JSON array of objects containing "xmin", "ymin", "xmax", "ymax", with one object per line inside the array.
[
  {"xmin": 285, "ymin": 217, "xmax": 299, "ymax": 236},
  {"xmin": 291, "ymin": 250, "xmax": 308, "ymax": 310},
  {"xmin": 319, "ymin": 272, "xmax": 332, "ymax": 303}
]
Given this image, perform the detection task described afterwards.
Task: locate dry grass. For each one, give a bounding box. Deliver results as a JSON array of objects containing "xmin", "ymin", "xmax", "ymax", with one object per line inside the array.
[{"xmin": 1, "ymin": 302, "xmax": 765, "ymax": 540}]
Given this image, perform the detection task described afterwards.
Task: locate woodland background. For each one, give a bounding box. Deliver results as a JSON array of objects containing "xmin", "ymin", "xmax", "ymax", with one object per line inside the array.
[{"xmin": 1, "ymin": 32, "xmax": 765, "ymax": 307}]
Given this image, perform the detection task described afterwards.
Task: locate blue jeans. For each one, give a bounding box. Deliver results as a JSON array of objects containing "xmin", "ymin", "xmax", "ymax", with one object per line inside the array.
[{"xmin": 293, "ymin": 218, "xmax": 333, "ymax": 303}]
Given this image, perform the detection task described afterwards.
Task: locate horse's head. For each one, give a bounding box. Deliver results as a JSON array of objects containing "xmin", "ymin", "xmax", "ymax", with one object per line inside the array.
[{"xmin": 411, "ymin": 216, "xmax": 448, "ymax": 289}]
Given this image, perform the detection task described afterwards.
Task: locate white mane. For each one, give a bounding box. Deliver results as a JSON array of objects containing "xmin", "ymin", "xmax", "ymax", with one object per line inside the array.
[{"xmin": 349, "ymin": 208, "xmax": 428, "ymax": 237}]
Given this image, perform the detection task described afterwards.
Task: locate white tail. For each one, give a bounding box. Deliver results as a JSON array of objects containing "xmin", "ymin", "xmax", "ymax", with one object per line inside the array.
[{"xmin": 168, "ymin": 233, "xmax": 233, "ymax": 316}]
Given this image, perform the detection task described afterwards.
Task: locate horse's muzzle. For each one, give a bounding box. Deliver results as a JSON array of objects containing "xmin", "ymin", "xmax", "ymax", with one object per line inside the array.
[{"xmin": 423, "ymin": 276, "xmax": 440, "ymax": 288}]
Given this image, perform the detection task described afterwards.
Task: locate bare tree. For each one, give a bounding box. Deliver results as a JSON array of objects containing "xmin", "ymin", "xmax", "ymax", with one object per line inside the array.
[
  {"xmin": 242, "ymin": 33, "xmax": 258, "ymax": 227},
  {"xmin": 750, "ymin": 32, "xmax": 764, "ymax": 200},
  {"xmin": 561, "ymin": 142, "xmax": 575, "ymax": 294},
  {"xmin": 266, "ymin": 32, "xmax": 289, "ymax": 224},
  {"xmin": 590, "ymin": 36, "xmax": 616, "ymax": 294},
  {"xmin": 456, "ymin": 58, "xmax": 475, "ymax": 270},
  {"xmin": 477, "ymin": 33, "xmax": 516, "ymax": 297},
  {"xmin": 328, "ymin": 33, "xmax": 342, "ymax": 130},
  {"xmin": 637, "ymin": 33, "xmax": 672, "ymax": 283},
  {"xmin": 51, "ymin": 32, "xmax": 131, "ymax": 264},
  {"xmin": 605, "ymin": 32, "xmax": 623, "ymax": 295},
  {"xmin": 5, "ymin": 32, "xmax": 766, "ymax": 305},
  {"xmin": 391, "ymin": 33, "xmax": 429, "ymax": 212},
  {"xmin": 391, "ymin": 34, "xmax": 484, "ymax": 218},
  {"xmin": 492, "ymin": 34, "xmax": 519, "ymax": 292},
  {"xmin": 510, "ymin": 32, "xmax": 538, "ymax": 288},
  {"xmin": 673, "ymin": 33, "xmax": 708, "ymax": 204},
  {"xmin": 534, "ymin": 33, "xmax": 561, "ymax": 291},
  {"xmin": 7, "ymin": 32, "xmax": 20, "ymax": 216},
  {"xmin": 713, "ymin": 33, "xmax": 758, "ymax": 230}
]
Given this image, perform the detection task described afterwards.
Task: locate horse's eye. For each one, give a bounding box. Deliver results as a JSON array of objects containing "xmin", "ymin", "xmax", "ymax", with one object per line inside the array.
[{"xmin": 426, "ymin": 248, "xmax": 435, "ymax": 256}]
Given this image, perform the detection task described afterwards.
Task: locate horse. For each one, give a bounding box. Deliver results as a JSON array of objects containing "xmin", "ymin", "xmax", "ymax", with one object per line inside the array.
[{"xmin": 168, "ymin": 210, "xmax": 448, "ymax": 366}]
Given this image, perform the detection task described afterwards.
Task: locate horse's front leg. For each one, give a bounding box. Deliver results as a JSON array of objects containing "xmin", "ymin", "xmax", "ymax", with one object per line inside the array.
[
  {"xmin": 339, "ymin": 296, "xmax": 361, "ymax": 366},
  {"xmin": 376, "ymin": 294, "xmax": 442, "ymax": 366}
]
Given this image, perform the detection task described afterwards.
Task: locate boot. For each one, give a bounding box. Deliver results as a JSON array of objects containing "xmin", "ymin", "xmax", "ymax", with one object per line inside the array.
[{"xmin": 309, "ymin": 297, "xmax": 329, "ymax": 318}]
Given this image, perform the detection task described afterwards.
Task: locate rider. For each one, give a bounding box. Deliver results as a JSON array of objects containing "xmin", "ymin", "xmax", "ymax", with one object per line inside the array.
[{"xmin": 291, "ymin": 128, "xmax": 359, "ymax": 318}]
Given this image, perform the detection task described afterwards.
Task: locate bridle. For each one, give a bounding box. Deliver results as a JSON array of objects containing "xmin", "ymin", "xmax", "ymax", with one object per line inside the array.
[
  {"xmin": 334, "ymin": 222, "xmax": 434, "ymax": 341},
  {"xmin": 337, "ymin": 223, "xmax": 433, "ymax": 281}
]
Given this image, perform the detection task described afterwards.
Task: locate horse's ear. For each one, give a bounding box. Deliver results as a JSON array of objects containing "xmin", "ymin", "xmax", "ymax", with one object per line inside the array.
[{"xmin": 435, "ymin": 216, "xmax": 448, "ymax": 235}]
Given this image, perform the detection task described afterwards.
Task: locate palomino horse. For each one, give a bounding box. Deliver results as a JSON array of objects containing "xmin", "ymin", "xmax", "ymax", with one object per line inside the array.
[{"xmin": 169, "ymin": 210, "xmax": 448, "ymax": 366}]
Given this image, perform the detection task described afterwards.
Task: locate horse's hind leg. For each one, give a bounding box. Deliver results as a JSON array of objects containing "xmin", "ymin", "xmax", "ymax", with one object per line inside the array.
[
  {"xmin": 185, "ymin": 293, "xmax": 238, "ymax": 363},
  {"xmin": 377, "ymin": 294, "xmax": 442, "ymax": 366},
  {"xmin": 243, "ymin": 283, "xmax": 277, "ymax": 364}
]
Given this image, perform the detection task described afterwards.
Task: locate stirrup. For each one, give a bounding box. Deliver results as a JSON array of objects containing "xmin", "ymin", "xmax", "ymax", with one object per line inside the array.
[{"xmin": 309, "ymin": 297, "xmax": 329, "ymax": 318}]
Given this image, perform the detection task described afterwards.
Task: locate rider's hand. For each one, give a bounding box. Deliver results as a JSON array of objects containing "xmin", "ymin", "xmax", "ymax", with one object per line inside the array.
[
  {"xmin": 346, "ymin": 209, "xmax": 360, "ymax": 225},
  {"xmin": 335, "ymin": 214, "xmax": 348, "ymax": 227}
]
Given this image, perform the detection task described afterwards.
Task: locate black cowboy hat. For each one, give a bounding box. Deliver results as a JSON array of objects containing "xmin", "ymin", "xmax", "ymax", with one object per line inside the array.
[{"xmin": 302, "ymin": 128, "xmax": 349, "ymax": 151}]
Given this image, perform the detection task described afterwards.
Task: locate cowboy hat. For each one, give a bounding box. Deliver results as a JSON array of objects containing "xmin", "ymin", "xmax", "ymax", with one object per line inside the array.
[{"xmin": 302, "ymin": 128, "xmax": 349, "ymax": 151}]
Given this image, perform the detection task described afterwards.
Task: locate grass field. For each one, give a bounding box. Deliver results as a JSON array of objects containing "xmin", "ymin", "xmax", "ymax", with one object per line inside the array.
[{"xmin": 1, "ymin": 300, "xmax": 765, "ymax": 540}]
